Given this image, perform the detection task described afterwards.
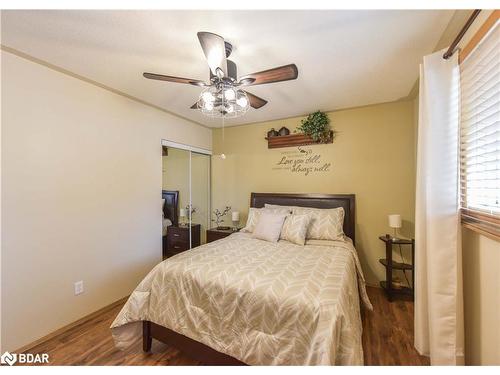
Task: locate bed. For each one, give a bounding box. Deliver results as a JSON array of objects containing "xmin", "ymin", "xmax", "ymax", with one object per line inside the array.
[
  {"xmin": 112, "ymin": 193, "xmax": 372, "ymax": 365},
  {"xmin": 162, "ymin": 190, "xmax": 179, "ymax": 258}
]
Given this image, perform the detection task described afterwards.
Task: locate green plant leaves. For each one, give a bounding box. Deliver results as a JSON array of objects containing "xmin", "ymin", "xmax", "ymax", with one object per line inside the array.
[{"xmin": 297, "ymin": 111, "xmax": 331, "ymax": 142}]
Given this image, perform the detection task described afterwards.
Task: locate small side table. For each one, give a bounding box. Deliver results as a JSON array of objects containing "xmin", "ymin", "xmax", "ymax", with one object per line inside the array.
[
  {"xmin": 378, "ymin": 235, "xmax": 415, "ymax": 301},
  {"xmin": 206, "ymin": 227, "xmax": 239, "ymax": 243}
]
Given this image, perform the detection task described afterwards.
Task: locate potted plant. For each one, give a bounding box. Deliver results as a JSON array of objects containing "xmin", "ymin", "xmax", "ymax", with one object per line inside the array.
[{"xmin": 296, "ymin": 111, "xmax": 332, "ymax": 142}]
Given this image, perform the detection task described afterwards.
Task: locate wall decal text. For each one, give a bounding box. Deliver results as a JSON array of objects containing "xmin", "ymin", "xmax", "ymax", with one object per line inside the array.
[{"xmin": 272, "ymin": 147, "xmax": 331, "ymax": 176}]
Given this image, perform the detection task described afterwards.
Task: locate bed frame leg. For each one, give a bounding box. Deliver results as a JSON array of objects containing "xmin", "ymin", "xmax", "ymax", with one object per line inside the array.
[{"xmin": 143, "ymin": 321, "xmax": 152, "ymax": 352}]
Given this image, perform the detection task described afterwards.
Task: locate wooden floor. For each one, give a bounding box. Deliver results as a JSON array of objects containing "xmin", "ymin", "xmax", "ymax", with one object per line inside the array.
[{"xmin": 24, "ymin": 286, "xmax": 429, "ymax": 366}]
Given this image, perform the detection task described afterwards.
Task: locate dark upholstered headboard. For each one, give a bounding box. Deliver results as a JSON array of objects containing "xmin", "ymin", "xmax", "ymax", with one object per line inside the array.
[
  {"xmin": 162, "ymin": 190, "xmax": 179, "ymax": 226},
  {"xmin": 250, "ymin": 193, "xmax": 356, "ymax": 244}
]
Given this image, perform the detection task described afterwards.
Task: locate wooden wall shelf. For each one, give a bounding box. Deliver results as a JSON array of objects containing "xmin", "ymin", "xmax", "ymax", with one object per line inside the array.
[{"xmin": 265, "ymin": 131, "xmax": 333, "ymax": 149}]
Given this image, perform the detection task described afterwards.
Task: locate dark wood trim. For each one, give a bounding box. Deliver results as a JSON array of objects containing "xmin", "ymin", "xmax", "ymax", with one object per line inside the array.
[
  {"xmin": 144, "ymin": 321, "xmax": 245, "ymax": 365},
  {"xmin": 250, "ymin": 192, "xmax": 355, "ymax": 244}
]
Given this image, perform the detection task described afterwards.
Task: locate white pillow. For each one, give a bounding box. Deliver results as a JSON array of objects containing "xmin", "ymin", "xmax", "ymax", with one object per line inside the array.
[
  {"xmin": 241, "ymin": 207, "xmax": 261, "ymax": 233},
  {"xmin": 280, "ymin": 214, "xmax": 312, "ymax": 245},
  {"xmin": 241, "ymin": 207, "xmax": 291, "ymax": 233},
  {"xmin": 292, "ymin": 207, "xmax": 345, "ymax": 240},
  {"xmin": 252, "ymin": 212, "xmax": 288, "ymax": 243}
]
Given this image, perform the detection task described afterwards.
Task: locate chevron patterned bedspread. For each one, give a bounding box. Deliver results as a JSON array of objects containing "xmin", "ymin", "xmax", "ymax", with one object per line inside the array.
[{"xmin": 111, "ymin": 232, "xmax": 372, "ymax": 365}]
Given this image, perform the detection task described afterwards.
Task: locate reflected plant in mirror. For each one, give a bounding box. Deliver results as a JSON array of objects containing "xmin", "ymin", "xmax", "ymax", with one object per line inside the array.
[
  {"xmin": 212, "ymin": 206, "xmax": 231, "ymax": 230},
  {"xmin": 185, "ymin": 204, "xmax": 197, "ymax": 217}
]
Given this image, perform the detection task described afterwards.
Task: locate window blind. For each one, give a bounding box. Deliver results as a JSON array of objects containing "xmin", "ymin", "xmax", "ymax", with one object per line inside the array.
[{"xmin": 460, "ymin": 20, "xmax": 500, "ymax": 218}]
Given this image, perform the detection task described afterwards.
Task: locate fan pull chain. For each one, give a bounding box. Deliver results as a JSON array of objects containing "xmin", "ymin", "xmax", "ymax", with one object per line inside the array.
[{"xmin": 220, "ymin": 90, "xmax": 226, "ymax": 159}]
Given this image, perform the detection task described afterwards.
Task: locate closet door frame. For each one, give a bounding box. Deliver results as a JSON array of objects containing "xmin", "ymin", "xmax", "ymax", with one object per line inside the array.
[{"xmin": 161, "ymin": 139, "xmax": 212, "ymax": 248}]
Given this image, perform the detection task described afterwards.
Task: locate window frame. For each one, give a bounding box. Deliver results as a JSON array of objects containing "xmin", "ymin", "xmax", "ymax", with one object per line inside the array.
[{"xmin": 459, "ymin": 10, "xmax": 500, "ymax": 241}]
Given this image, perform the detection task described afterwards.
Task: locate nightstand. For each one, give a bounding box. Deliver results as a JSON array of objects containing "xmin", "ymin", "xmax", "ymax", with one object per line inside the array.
[
  {"xmin": 165, "ymin": 224, "xmax": 201, "ymax": 259},
  {"xmin": 206, "ymin": 227, "xmax": 239, "ymax": 243},
  {"xmin": 379, "ymin": 235, "xmax": 415, "ymax": 302}
]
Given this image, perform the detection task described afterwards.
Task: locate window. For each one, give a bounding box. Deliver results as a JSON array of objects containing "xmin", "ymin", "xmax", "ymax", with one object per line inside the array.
[{"xmin": 459, "ymin": 13, "xmax": 500, "ymax": 240}]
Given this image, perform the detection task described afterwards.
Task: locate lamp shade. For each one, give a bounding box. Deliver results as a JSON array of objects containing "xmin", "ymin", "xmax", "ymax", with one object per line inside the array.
[
  {"xmin": 232, "ymin": 211, "xmax": 240, "ymax": 221},
  {"xmin": 388, "ymin": 214, "xmax": 402, "ymax": 228},
  {"xmin": 180, "ymin": 208, "xmax": 187, "ymax": 218}
]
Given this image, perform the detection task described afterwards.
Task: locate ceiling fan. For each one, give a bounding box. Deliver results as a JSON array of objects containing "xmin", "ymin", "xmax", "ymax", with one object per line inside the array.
[{"xmin": 143, "ymin": 32, "xmax": 299, "ymax": 118}]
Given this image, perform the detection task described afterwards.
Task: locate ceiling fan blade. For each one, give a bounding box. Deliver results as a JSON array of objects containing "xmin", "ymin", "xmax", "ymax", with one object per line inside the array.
[
  {"xmin": 244, "ymin": 91, "xmax": 268, "ymax": 109},
  {"xmin": 143, "ymin": 72, "xmax": 206, "ymax": 87},
  {"xmin": 239, "ymin": 64, "xmax": 298, "ymax": 86},
  {"xmin": 197, "ymin": 32, "xmax": 228, "ymax": 77},
  {"xmin": 190, "ymin": 102, "xmax": 199, "ymax": 109}
]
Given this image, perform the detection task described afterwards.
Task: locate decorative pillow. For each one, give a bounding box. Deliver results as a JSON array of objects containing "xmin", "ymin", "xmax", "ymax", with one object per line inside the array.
[
  {"xmin": 280, "ymin": 214, "xmax": 312, "ymax": 245},
  {"xmin": 252, "ymin": 212, "xmax": 288, "ymax": 243},
  {"xmin": 241, "ymin": 207, "xmax": 291, "ymax": 233},
  {"xmin": 292, "ymin": 207, "xmax": 345, "ymax": 240},
  {"xmin": 241, "ymin": 207, "xmax": 261, "ymax": 233}
]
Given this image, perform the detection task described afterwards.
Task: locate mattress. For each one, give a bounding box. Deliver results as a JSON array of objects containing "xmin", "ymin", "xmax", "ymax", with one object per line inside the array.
[{"xmin": 111, "ymin": 232, "xmax": 372, "ymax": 365}]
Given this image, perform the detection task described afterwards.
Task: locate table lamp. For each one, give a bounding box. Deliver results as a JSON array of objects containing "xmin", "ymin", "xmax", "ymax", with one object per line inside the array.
[
  {"xmin": 232, "ymin": 211, "xmax": 240, "ymax": 232},
  {"xmin": 180, "ymin": 208, "xmax": 187, "ymax": 226},
  {"xmin": 388, "ymin": 214, "xmax": 402, "ymax": 241}
]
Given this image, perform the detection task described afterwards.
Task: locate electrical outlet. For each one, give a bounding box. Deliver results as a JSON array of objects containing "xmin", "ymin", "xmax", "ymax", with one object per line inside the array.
[{"xmin": 74, "ymin": 280, "xmax": 84, "ymax": 296}]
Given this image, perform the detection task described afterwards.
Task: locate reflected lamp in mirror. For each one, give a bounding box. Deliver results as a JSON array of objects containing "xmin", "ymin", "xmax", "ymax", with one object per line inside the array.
[
  {"xmin": 388, "ymin": 214, "xmax": 402, "ymax": 242},
  {"xmin": 180, "ymin": 208, "xmax": 187, "ymax": 226},
  {"xmin": 232, "ymin": 211, "xmax": 240, "ymax": 232}
]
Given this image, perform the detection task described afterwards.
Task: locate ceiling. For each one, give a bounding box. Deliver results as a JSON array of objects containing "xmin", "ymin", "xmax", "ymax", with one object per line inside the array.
[{"xmin": 1, "ymin": 10, "xmax": 454, "ymax": 127}]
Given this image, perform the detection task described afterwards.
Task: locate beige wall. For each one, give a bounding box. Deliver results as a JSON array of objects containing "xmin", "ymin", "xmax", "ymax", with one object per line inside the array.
[
  {"xmin": 462, "ymin": 231, "xmax": 500, "ymax": 365},
  {"xmin": 0, "ymin": 50, "xmax": 212, "ymax": 351},
  {"xmin": 212, "ymin": 100, "xmax": 416, "ymax": 285}
]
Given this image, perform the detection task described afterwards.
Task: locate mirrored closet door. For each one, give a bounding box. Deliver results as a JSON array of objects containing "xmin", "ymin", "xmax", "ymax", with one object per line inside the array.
[{"xmin": 161, "ymin": 140, "xmax": 211, "ymax": 259}]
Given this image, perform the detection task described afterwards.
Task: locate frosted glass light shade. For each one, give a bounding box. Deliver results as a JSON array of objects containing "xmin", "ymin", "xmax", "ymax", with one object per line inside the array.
[
  {"xmin": 388, "ymin": 214, "xmax": 402, "ymax": 228},
  {"xmin": 198, "ymin": 86, "xmax": 249, "ymax": 118},
  {"xmin": 232, "ymin": 211, "xmax": 240, "ymax": 221},
  {"xmin": 180, "ymin": 208, "xmax": 187, "ymax": 218},
  {"xmin": 224, "ymin": 88, "xmax": 236, "ymax": 101}
]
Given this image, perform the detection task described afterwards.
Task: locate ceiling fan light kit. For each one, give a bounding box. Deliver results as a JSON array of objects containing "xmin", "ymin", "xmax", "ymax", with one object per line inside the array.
[
  {"xmin": 198, "ymin": 85, "xmax": 249, "ymax": 118},
  {"xmin": 143, "ymin": 31, "xmax": 298, "ymax": 120}
]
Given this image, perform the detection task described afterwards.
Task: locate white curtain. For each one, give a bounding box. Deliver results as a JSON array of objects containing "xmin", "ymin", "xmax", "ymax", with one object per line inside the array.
[{"xmin": 415, "ymin": 49, "xmax": 464, "ymax": 365}]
